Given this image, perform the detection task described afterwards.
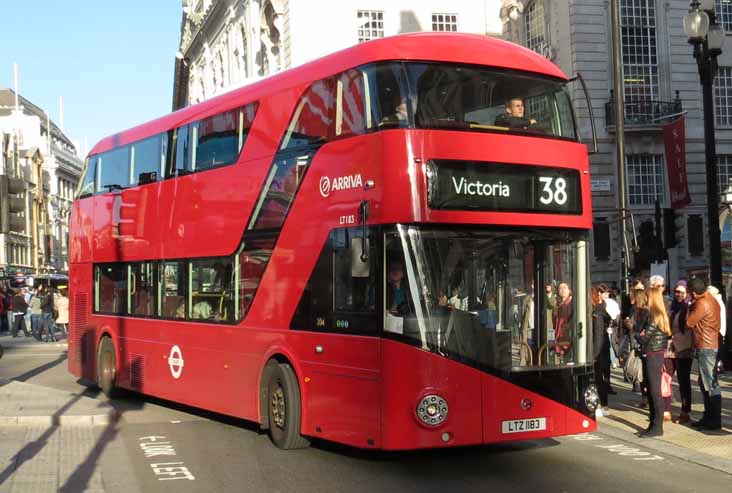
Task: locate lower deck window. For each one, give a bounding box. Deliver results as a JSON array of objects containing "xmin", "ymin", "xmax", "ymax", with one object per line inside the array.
[
  {"xmin": 93, "ymin": 255, "xmax": 243, "ymax": 324},
  {"xmin": 95, "ymin": 264, "xmax": 128, "ymax": 314}
]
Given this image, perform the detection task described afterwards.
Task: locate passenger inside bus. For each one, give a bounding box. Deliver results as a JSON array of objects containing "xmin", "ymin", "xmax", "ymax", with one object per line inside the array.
[
  {"xmin": 546, "ymin": 281, "xmax": 574, "ymax": 362},
  {"xmin": 379, "ymin": 98, "xmax": 409, "ymax": 127},
  {"xmin": 478, "ymin": 292, "xmax": 498, "ymax": 330},
  {"xmin": 494, "ymin": 97, "xmax": 538, "ymax": 129},
  {"xmin": 386, "ymin": 261, "xmax": 413, "ymax": 316},
  {"xmin": 192, "ymin": 300, "xmax": 213, "ymax": 320}
]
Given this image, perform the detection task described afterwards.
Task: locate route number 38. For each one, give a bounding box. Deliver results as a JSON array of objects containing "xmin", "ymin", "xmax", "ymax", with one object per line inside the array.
[{"xmin": 538, "ymin": 177, "xmax": 568, "ymax": 206}]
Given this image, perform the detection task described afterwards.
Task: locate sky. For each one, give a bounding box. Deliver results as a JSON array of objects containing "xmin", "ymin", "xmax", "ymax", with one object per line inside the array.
[{"xmin": 0, "ymin": 1, "xmax": 181, "ymax": 157}]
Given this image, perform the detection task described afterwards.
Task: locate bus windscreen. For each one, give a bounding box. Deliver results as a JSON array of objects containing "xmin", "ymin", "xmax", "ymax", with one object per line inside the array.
[{"xmin": 405, "ymin": 62, "xmax": 577, "ymax": 140}]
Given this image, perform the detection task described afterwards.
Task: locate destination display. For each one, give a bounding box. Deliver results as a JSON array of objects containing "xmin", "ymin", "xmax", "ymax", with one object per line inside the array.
[{"xmin": 427, "ymin": 160, "xmax": 582, "ymax": 214}]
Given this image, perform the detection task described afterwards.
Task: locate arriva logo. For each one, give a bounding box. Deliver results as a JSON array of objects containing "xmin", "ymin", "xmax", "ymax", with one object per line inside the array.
[
  {"xmin": 451, "ymin": 176, "xmax": 510, "ymax": 197},
  {"xmin": 319, "ymin": 174, "xmax": 363, "ymax": 197}
]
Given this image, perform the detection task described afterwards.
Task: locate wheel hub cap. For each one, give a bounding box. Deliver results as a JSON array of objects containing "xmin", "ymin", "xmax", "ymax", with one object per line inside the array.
[{"xmin": 271, "ymin": 386, "xmax": 285, "ymax": 429}]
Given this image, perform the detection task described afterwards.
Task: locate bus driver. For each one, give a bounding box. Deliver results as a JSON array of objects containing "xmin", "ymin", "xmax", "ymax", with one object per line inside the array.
[{"xmin": 495, "ymin": 97, "xmax": 538, "ymax": 129}]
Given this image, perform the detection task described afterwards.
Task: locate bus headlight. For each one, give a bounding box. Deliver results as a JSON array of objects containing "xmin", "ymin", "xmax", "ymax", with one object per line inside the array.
[
  {"xmin": 416, "ymin": 394, "xmax": 449, "ymax": 426},
  {"xmin": 584, "ymin": 384, "xmax": 599, "ymax": 413}
]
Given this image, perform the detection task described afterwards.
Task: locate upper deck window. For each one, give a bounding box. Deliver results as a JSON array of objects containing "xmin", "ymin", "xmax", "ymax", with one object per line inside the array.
[
  {"xmin": 193, "ymin": 102, "xmax": 258, "ymax": 171},
  {"xmin": 99, "ymin": 146, "xmax": 131, "ymax": 191},
  {"xmin": 131, "ymin": 135, "xmax": 166, "ymax": 185},
  {"xmin": 77, "ymin": 156, "xmax": 98, "ymax": 198},
  {"xmin": 406, "ymin": 63, "xmax": 577, "ymax": 141}
]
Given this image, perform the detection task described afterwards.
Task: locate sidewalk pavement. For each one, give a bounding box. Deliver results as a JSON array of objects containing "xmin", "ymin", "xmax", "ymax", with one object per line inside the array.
[
  {"xmin": 0, "ymin": 335, "xmax": 132, "ymax": 492},
  {"xmin": 597, "ymin": 367, "xmax": 732, "ymax": 475},
  {"xmin": 0, "ymin": 332, "xmax": 68, "ymax": 351}
]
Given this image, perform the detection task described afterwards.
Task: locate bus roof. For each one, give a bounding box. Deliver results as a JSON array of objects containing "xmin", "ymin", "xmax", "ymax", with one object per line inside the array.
[{"xmin": 90, "ymin": 32, "xmax": 568, "ymax": 156}]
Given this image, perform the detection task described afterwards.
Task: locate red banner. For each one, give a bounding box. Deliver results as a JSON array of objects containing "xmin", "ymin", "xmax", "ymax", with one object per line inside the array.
[{"xmin": 664, "ymin": 116, "xmax": 691, "ymax": 208}]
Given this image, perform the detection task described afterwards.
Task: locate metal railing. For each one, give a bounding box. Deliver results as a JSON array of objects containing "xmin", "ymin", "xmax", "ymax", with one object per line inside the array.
[{"xmin": 605, "ymin": 90, "xmax": 683, "ymax": 127}]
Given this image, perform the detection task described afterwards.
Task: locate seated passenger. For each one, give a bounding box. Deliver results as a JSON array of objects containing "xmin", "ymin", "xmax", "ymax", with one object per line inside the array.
[
  {"xmin": 479, "ymin": 292, "xmax": 498, "ymax": 330},
  {"xmin": 192, "ymin": 300, "xmax": 213, "ymax": 320},
  {"xmin": 380, "ymin": 99, "xmax": 409, "ymax": 127},
  {"xmin": 448, "ymin": 287, "xmax": 468, "ymax": 311},
  {"xmin": 494, "ymin": 97, "xmax": 538, "ymax": 129},
  {"xmin": 386, "ymin": 261, "xmax": 413, "ymax": 316}
]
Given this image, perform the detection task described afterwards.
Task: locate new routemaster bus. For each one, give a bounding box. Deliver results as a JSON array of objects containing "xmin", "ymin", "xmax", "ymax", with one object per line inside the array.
[{"xmin": 69, "ymin": 32, "xmax": 599, "ymax": 450}]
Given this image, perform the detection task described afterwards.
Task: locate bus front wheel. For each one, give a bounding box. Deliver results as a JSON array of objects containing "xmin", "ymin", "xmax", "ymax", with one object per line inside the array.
[
  {"xmin": 266, "ymin": 363, "xmax": 309, "ymax": 449},
  {"xmin": 97, "ymin": 336, "xmax": 118, "ymax": 398}
]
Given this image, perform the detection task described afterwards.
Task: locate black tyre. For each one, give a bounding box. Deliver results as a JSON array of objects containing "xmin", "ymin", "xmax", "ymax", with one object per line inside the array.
[
  {"xmin": 267, "ymin": 363, "xmax": 309, "ymax": 449},
  {"xmin": 97, "ymin": 336, "xmax": 118, "ymax": 398}
]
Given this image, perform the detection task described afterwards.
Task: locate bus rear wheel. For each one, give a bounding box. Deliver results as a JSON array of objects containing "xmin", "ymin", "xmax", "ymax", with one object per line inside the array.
[
  {"xmin": 266, "ymin": 363, "xmax": 309, "ymax": 449},
  {"xmin": 97, "ymin": 336, "xmax": 118, "ymax": 398}
]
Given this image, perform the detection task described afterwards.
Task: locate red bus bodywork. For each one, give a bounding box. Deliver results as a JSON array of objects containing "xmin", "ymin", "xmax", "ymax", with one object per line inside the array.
[{"xmin": 69, "ymin": 33, "xmax": 596, "ymax": 450}]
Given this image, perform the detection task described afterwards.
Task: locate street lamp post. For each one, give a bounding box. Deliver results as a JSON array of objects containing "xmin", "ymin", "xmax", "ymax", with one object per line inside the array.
[{"xmin": 684, "ymin": 0, "xmax": 726, "ymax": 291}]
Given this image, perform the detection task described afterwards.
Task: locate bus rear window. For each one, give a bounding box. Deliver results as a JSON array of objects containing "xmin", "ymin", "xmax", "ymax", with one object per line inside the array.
[{"xmin": 405, "ymin": 63, "xmax": 577, "ymax": 140}]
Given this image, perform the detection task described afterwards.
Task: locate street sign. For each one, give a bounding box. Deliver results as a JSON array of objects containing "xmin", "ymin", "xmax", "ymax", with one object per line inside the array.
[{"xmin": 591, "ymin": 178, "xmax": 611, "ymax": 192}]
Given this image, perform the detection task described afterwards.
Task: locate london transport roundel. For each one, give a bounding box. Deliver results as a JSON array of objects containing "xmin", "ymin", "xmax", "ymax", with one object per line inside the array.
[{"xmin": 168, "ymin": 345, "xmax": 184, "ymax": 379}]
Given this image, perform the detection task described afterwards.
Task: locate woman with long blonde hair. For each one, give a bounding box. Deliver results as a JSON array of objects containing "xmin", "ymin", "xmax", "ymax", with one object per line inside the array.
[{"xmin": 636, "ymin": 286, "xmax": 671, "ymax": 438}]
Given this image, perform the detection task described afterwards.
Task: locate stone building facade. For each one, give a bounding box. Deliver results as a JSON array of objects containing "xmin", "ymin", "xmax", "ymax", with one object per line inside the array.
[
  {"xmin": 0, "ymin": 88, "xmax": 83, "ymax": 277},
  {"xmin": 173, "ymin": 0, "xmax": 503, "ymax": 108},
  {"xmin": 503, "ymin": 0, "xmax": 732, "ymax": 289}
]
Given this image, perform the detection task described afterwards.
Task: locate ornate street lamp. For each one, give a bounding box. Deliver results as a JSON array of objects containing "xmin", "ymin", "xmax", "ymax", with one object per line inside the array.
[{"xmin": 683, "ymin": 0, "xmax": 726, "ymax": 291}]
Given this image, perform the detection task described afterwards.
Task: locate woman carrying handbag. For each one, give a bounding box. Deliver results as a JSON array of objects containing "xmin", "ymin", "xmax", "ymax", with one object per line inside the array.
[{"xmin": 637, "ymin": 287, "xmax": 671, "ymax": 438}]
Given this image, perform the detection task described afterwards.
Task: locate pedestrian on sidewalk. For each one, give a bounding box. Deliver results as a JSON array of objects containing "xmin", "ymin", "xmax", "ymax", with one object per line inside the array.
[
  {"xmin": 600, "ymin": 283, "xmax": 620, "ymax": 394},
  {"xmin": 593, "ymin": 287, "xmax": 612, "ymax": 417},
  {"xmin": 11, "ymin": 288, "xmax": 30, "ymax": 338},
  {"xmin": 650, "ymin": 275, "xmax": 673, "ymax": 422},
  {"xmin": 637, "ymin": 286, "xmax": 671, "ymax": 438},
  {"xmin": 664, "ymin": 280, "xmax": 693, "ymax": 424},
  {"xmin": 28, "ymin": 286, "xmax": 43, "ymax": 341},
  {"xmin": 686, "ymin": 278, "xmax": 723, "ymax": 431},
  {"xmin": 2, "ymin": 286, "xmax": 12, "ymax": 334},
  {"xmin": 623, "ymin": 286, "xmax": 650, "ymax": 407},
  {"xmin": 707, "ymin": 286, "xmax": 726, "ymax": 374},
  {"xmin": 650, "ymin": 275, "xmax": 672, "ymax": 312},
  {"xmin": 55, "ymin": 288, "xmax": 69, "ymax": 337},
  {"xmin": 41, "ymin": 286, "xmax": 57, "ymax": 342},
  {"xmin": 0, "ymin": 286, "xmax": 8, "ymax": 334}
]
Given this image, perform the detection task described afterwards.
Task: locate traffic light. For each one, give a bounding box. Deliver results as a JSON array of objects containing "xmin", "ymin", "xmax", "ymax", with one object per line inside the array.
[{"xmin": 663, "ymin": 208, "xmax": 684, "ymax": 248}]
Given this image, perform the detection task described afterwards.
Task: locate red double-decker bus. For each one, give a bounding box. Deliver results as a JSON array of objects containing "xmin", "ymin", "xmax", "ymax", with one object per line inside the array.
[{"xmin": 69, "ymin": 33, "xmax": 598, "ymax": 450}]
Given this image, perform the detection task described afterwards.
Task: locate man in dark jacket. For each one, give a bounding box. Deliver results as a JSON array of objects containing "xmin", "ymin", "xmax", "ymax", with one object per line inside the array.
[
  {"xmin": 686, "ymin": 278, "xmax": 722, "ymax": 430},
  {"xmin": 494, "ymin": 97, "xmax": 538, "ymax": 129},
  {"xmin": 11, "ymin": 289, "xmax": 31, "ymax": 337}
]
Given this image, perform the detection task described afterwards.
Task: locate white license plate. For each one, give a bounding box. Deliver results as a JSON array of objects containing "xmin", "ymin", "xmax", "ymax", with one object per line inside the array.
[{"xmin": 501, "ymin": 417, "xmax": 547, "ymax": 434}]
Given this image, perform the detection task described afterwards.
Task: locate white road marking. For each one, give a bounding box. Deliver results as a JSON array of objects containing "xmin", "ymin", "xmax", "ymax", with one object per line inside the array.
[
  {"xmin": 139, "ymin": 436, "xmax": 195, "ymax": 481},
  {"xmin": 570, "ymin": 434, "xmax": 664, "ymax": 461}
]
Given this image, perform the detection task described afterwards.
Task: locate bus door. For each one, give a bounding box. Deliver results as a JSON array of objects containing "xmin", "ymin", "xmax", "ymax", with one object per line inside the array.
[{"xmin": 292, "ymin": 226, "xmax": 382, "ymax": 448}]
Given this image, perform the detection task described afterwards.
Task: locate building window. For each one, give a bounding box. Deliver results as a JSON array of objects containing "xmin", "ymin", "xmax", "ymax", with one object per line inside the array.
[
  {"xmin": 593, "ymin": 219, "xmax": 611, "ymax": 261},
  {"xmin": 432, "ymin": 13, "xmax": 458, "ymax": 32},
  {"xmin": 715, "ymin": 66, "xmax": 732, "ymax": 126},
  {"xmin": 627, "ymin": 154, "xmax": 664, "ymax": 206},
  {"xmin": 357, "ymin": 10, "xmax": 384, "ymax": 43},
  {"xmin": 524, "ymin": 1, "xmax": 546, "ymax": 53},
  {"xmin": 719, "ymin": 154, "xmax": 732, "ymax": 194},
  {"xmin": 717, "ymin": 0, "xmax": 732, "ymax": 32},
  {"xmin": 621, "ymin": 0, "xmax": 658, "ymax": 118}
]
